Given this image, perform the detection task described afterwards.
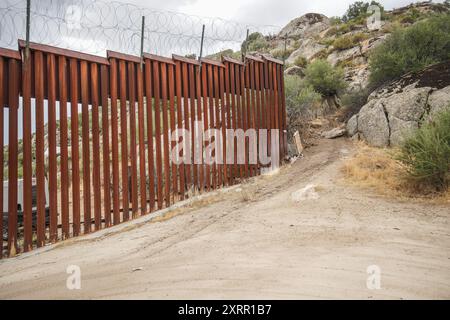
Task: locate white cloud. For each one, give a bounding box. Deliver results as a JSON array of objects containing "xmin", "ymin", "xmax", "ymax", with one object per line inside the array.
[{"xmin": 119, "ymin": 0, "xmax": 447, "ymax": 26}]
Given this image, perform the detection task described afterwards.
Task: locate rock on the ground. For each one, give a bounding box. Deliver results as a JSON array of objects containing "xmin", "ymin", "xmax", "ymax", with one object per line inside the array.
[
  {"xmin": 321, "ymin": 127, "xmax": 346, "ymax": 139},
  {"xmin": 291, "ymin": 184, "xmax": 319, "ymax": 202}
]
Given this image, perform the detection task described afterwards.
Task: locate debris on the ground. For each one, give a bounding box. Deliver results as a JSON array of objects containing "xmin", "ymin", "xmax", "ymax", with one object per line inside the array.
[
  {"xmin": 290, "ymin": 156, "xmax": 299, "ymax": 164},
  {"xmin": 291, "ymin": 184, "xmax": 320, "ymax": 202},
  {"xmin": 132, "ymin": 267, "xmax": 144, "ymax": 272},
  {"xmin": 310, "ymin": 118, "xmax": 329, "ymax": 128},
  {"xmin": 321, "ymin": 127, "xmax": 347, "ymax": 139},
  {"xmin": 293, "ymin": 131, "xmax": 304, "ymax": 155}
]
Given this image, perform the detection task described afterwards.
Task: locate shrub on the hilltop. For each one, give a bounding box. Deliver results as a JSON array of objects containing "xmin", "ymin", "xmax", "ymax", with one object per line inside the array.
[
  {"xmin": 369, "ymin": 14, "xmax": 450, "ymax": 88},
  {"xmin": 293, "ymin": 56, "xmax": 308, "ymax": 68},
  {"xmin": 342, "ymin": 1, "xmax": 385, "ymax": 22}
]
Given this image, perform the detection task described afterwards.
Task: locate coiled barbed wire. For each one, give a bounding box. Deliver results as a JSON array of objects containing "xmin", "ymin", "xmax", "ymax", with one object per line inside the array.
[{"xmin": 0, "ymin": 0, "xmax": 281, "ymax": 57}]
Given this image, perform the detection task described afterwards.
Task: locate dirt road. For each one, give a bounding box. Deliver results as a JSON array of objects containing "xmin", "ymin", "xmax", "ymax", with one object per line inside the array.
[{"xmin": 0, "ymin": 138, "xmax": 449, "ymax": 299}]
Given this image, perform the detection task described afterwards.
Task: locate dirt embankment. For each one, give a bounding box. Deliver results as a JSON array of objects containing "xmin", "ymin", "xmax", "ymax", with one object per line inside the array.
[{"xmin": 0, "ymin": 138, "xmax": 449, "ymax": 299}]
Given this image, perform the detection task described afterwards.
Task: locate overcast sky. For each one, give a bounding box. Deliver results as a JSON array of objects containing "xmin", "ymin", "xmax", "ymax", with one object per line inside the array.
[{"xmin": 113, "ymin": 0, "xmax": 446, "ymax": 26}]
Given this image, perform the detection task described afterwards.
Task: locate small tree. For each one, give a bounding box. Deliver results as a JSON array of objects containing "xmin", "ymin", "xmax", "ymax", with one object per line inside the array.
[
  {"xmin": 294, "ymin": 56, "xmax": 308, "ymax": 68},
  {"xmin": 343, "ymin": 1, "xmax": 384, "ymax": 22},
  {"xmin": 241, "ymin": 32, "xmax": 268, "ymax": 53},
  {"xmin": 304, "ymin": 60, "xmax": 347, "ymax": 97}
]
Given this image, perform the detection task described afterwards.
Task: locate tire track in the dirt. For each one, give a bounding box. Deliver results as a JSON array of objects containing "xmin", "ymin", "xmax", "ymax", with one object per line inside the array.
[{"xmin": 127, "ymin": 139, "xmax": 349, "ymax": 261}]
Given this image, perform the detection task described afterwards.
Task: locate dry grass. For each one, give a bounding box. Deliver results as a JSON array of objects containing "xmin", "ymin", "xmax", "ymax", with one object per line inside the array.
[{"xmin": 341, "ymin": 142, "xmax": 450, "ymax": 204}]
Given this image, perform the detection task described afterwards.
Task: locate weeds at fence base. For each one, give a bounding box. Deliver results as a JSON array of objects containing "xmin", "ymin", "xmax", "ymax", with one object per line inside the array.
[{"xmin": 341, "ymin": 142, "xmax": 450, "ymax": 204}]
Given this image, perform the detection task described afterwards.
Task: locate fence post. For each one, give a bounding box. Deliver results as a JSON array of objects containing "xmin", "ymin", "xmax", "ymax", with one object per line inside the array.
[
  {"xmin": 25, "ymin": 0, "xmax": 31, "ymax": 60},
  {"xmin": 283, "ymin": 36, "xmax": 287, "ymax": 65},
  {"xmin": 242, "ymin": 28, "xmax": 249, "ymax": 61},
  {"xmin": 140, "ymin": 15, "xmax": 145, "ymax": 70},
  {"xmin": 198, "ymin": 24, "xmax": 205, "ymax": 61}
]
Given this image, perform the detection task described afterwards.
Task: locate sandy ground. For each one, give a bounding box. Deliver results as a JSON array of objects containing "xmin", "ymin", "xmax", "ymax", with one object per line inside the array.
[{"xmin": 0, "ymin": 138, "xmax": 449, "ymax": 299}]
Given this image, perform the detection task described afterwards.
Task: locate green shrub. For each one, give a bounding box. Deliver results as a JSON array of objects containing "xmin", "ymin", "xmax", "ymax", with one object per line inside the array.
[
  {"xmin": 399, "ymin": 10, "xmax": 421, "ymax": 24},
  {"xmin": 304, "ymin": 59, "xmax": 347, "ymax": 97},
  {"xmin": 285, "ymin": 75, "xmax": 322, "ymax": 126},
  {"xmin": 293, "ymin": 56, "xmax": 308, "ymax": 68},
  {"xmin": 241, "ymin": 32, "xmax": 269, "ymax": 53},
  {"xmin": 396, "ymin": 108, "xmax": 450, "ymax": 191},
  {"xmin": 271, "ymin": 47, "xmax": 294, "ymax": 60},
  {"xmin": 369, "ymin": 14, "xmax": 450, "ymax": 88},
  {"xmin": 343, "ymin": 1, "xmax": 384, "ymax": 22},
  {"xmin": 319, "ymin": 38, "xmax": 335, "ymax": 47},
  {"xmin": 285, "ymin": 75, "xmax": 321, "ymax": 109},
  {"xmin": 330, "ymin": 16, "xmax": 343, "ymax": 25},
  {"xmin": 333, "ymin": 32, "xmax": 368, "ymax": 51},
  {"xmin": 324, "ymin": 27, "xmax": 338, "ymax": 37},
  {"xmin": 312, "ymin": 49, "xmax": 329, "ymax": 60},
  {"xmin": 333, "ymin": 35, "xmax": 355, "ymax": 50}
]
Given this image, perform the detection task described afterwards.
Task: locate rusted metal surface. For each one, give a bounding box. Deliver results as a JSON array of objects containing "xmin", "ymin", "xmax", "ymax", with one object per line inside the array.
[
  {"xmin": 127, "ymin": 61, "xmax": 138, "ymax": 218},
  {"xmin": 201, "ymin": 63, "xmax": 211, "ymax": 192},
  {"xmin": 35, "ymin": 51, "xmax": 46, "ymax": 247},
  {"xmin": 160, "ymin": 63, "xmax": 171, "ymax": 208},
  {"xmin": 91, "ymin": 63, "xmax": 102, "ymax": 230},
  {"xmin": 195, "ymin": 64, "xmax": 204, "ymax": 191},
  {"xmin": 152, "ymin": 60, "xmax": 163, "ymax": 210},
  {"xmin": 100, "ymin": 64, "xmax": 111, "ymax": 227},
  {"xmin": 206, "ymin": 64, "xmax": 216, "ymax": 189},
  {"xmin": 109, "ymin": 58, "xmax": 121, "ymax": 225},
  {"xmin": 181, "ymin": 62, "xmax": 191, "ymax": 191},
  {"xmin": 70, "ymin": 58, "xmax": 81, "ymax": 237},
  {"xmin": 19, "ymin": 40, "xmax": 109, "ymax": 65},
  {"xmin": 174, "ymin": 61, "xmax": 185, "ymax": 200},
  {"xmin": 7, "ymin": 59, "xmax": 20, "ymax": 255},
  {"xmin": 235, "ymin": 63, "xmax": 244, "ymax": 180},
  {"xmin": 188, "ymin": 64, "xmax": 198, "ymax": 191},
  {"xmin": 0, "ymin": 43, "xmax": 285, "ymax": 258},
  {"xmin": 168, "ymin": 64, "xmax": 178, "ymax": 202},
  {"xmin": 22, "ymin": 52, "xmax": 33, "ymax": 250},
  {"xmin": 59, "ymin": 56, "xmax": 70, "ymax": 238},
  {"xmin": 119, "ymin": 60, "xmax": 130, "ymax": 221},
  {"xmin": 47, "ymin": 53, "xmax": 58, "ymax": 242},
  {"xmin": 81, "ymin": 60, "xmax": 91, "ymax": 233},
  {"xmin": 137, "ymin": 64, "xmax": 147, "ymax": 215},
  {"xmin": 145, "ymin": 60, "xmax": 156, "ymax": 210},
  {"xmin": 0, "ymin": 57, "xmax": 3, "ymax": 257}
]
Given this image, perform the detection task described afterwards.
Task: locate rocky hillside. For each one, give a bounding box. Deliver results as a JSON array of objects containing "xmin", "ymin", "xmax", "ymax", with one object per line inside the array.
[
  {"xmin": 261, "ymin": 1, "xmax": 449, "ymax": 92},
  {"xmin": 347, "ymin": 60, "xmax": 450, "ymax": 147}
]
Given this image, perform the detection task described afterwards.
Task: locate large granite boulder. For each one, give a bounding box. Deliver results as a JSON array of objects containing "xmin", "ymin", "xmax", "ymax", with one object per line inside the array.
[
  {"xmin": 278, "ymin": 13, "xmax": 330, "ymax": 39},
  {"xmin": 327, "ymin": 46, "xmax": 361, "ymax": 67},
  {"xmin": 347, "ymin": 61, "xmax": 450, "ymax": 147},
  {"xmin": 357, "ymin": 99, "xmax": 390, "ymax": 147},
  {"xmin": 286, "ymin": 38, "xmax": 326, "ymax": 63}
]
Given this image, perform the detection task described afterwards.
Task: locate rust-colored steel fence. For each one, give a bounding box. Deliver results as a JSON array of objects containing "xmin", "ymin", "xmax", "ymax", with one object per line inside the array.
[{"xmin": 0, "ymin": 41, "xmax": 286, "ymax": 258}]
